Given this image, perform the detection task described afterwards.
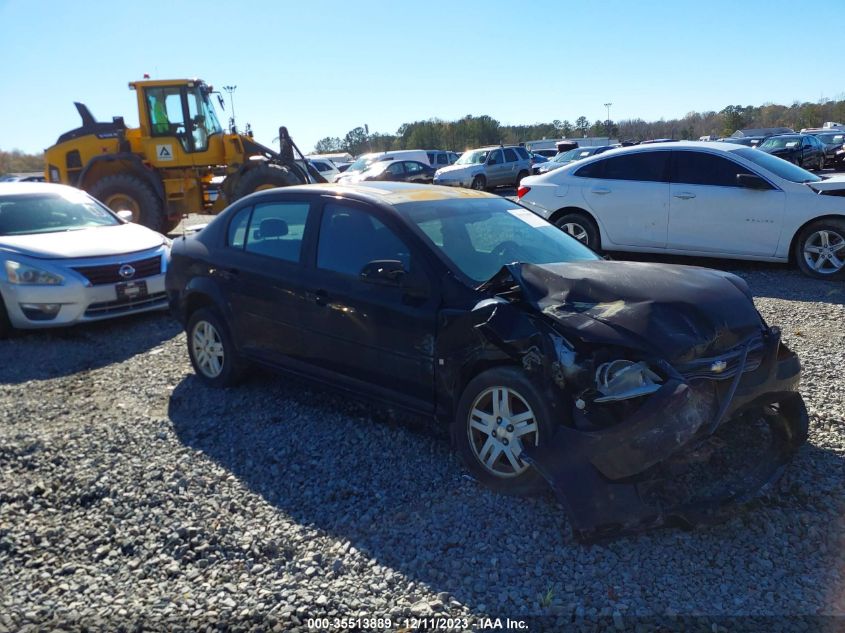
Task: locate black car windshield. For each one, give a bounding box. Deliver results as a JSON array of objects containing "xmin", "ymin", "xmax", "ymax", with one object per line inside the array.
[
  {"xmin": 552, "ymin": 148, "xmax": 582, "ymax": 163},
  {"xmin": 734, "ymin": 148, "xmax": 822, "ymax": 183},
  {"xmin": 397, "ymin": 197, "xmax": 599, "ymax": 284},
  {"xmin": 0, "ymin": 192, "xmax": 120, "ymax": 235},
  {"xmin": 816, "ymin": 133, "xmax": 844, "ymax": 144},
  {"xmin": 759, "ymin": 136, "xmax": 801, "ymax": 150}
]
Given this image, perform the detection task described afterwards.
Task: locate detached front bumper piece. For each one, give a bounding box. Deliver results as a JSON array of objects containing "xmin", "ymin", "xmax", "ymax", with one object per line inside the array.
[{"xmin": 524, "ymin": 332, "xmax": 808, "ymax": 542}]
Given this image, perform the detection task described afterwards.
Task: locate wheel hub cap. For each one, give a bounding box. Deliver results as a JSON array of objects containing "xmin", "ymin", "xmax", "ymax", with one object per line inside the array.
[
  {"xmin": 467, "ymin": 386, "xmax": 539, "ymax": 478},
  {"xmin": 192, "ymin": 320, "xmax": 225, "ymax": 378}
]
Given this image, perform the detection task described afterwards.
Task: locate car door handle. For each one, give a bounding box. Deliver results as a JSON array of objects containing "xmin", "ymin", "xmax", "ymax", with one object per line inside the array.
[
  {"xmin": 673, "ymin": 192, "xmax": 696, "ymax": 200},
  {"xmin": 314, "ymin": 289, "xmax": 328, "ymax": 307},
  {"xmin": 590, "ymin": 187, "xmax": 611, "ymax": 195}
]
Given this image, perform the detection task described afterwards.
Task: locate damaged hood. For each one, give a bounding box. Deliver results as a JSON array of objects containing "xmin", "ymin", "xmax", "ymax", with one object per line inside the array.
[{"xmin": 485, "ymin": 261, "xmax": 763, "ymax": 363}]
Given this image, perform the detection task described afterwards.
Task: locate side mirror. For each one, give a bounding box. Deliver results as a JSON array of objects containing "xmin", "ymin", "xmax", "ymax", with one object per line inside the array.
[
  {"xmin": 360, "ymin": 260, "xmax": 405, "ymax": 286},
  {"xmin": 116, "ymin": 210, "xmax": 134, "ymax": 222},
  {"xmin": 736, "ymin": 173, "xmax": 770, "ymax": 190}
]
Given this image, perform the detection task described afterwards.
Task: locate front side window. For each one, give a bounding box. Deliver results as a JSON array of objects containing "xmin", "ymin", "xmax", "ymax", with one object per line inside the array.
[
  {"xmin": 734, "ymin": 148, "xmax": 821, "ymax": 183},
  {"xmin": 147, "ymin": 87, "xmax": 185, "ymax": 139},
  {"xmin": 317, "ymin": 204, "xmax": 411, "ymax": 276},
  {"xmin": 487, "ymin": 150, "xmax": 504, "ymax": 165},
  {"xmin": 227, "ymin": 206, "xmax": 251, "ymax": 248},
  {"xmin": 673, "ymin": 151, "xmax": 754, "ymax": 187},
  {"xmin": 599, "ymin": 151, "xmax": 670, "ymax": 182},
  {"xmin": 437, "ymin": 154, "xmax": 449, "ymax": 165},
  {"xmin": 243, "ymin": 201, "xmax": 310, "ymax": 263},
  {"xmin": 387, "ymin": 162, "xmax": 405, "ymax": 176},
  {"xmin": 406, "ymin": 161, "xmax": 425, "ymax": 174}
]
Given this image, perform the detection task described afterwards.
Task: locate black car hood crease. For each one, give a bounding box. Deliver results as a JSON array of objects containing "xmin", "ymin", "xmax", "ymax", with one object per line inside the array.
[{"xmin": 481, "ymin": 261, "xmax": 763, "ymax": 363}]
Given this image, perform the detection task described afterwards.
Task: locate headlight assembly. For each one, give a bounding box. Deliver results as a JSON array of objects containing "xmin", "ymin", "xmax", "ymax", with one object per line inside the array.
[
  {"xmin": 593, "ymin": 359, "xmax": 662, "ymax": 403},
  {"xmin": 4, "ymin": 261, "xmax": 64, "ymax": 285}
]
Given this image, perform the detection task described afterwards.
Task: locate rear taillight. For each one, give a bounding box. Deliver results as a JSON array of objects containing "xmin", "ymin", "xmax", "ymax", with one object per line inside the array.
[{"xmin": 517, "ymin": 185, "xmax": 530, "ymax": 198}]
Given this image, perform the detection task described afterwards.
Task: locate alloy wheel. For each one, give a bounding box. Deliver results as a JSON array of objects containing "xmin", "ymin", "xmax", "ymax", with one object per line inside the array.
[
  {"xmin": 467, "ymin": 386, "xmax": 539, "ymax": 478},
  {"xmin": 803, "ymin": 229, "xmax": 845, "ymax": 275},
  {"xmin": 192, "ymin": 320, "xmax": 225, "ymax": 378},
  {"xmin": 562, "ymin": 222, "xmax": 589, "ymax": 243}
]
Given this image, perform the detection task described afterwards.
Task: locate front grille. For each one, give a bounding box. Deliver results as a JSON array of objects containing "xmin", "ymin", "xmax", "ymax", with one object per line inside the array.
[
  {"xmin": 73, "ymin": 255, "xmax": 162, "ymax": 286},
  {"xmin": 84, "ymin": 292, "xmax": 167, "ymax": 318},
  {"xmin": 677, "ymin": 336, "xmax": 765, "ymax": 380}
]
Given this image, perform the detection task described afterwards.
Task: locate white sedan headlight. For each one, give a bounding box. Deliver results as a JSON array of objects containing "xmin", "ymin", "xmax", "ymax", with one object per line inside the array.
[{"xmin": 4, "ymin": 261, "xmax": 64, "ymax": 285}]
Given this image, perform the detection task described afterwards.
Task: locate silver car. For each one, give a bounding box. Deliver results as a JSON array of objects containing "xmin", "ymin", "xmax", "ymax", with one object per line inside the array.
[
  {"xmin": 433, "ymin": 145, "xmax": 532, "ymax": 190},
  {"xmin": 0, "ymin": 183, "xmax": 169, "ymax": 335}
]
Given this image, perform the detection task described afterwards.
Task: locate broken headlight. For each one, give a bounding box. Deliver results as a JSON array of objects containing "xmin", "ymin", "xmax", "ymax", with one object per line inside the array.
[{"xmin": 593, "ymin": 359, "xmax": 662, "ymax": 403}]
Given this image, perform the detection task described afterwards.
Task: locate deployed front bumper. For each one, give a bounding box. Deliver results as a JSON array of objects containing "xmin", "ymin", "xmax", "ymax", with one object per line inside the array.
[{"xmin": 524, "ymin": 327, "xmax": 808, "ymax": 541}]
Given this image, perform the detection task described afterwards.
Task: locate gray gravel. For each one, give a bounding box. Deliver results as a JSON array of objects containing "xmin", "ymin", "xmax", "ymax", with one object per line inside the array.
[{"xmin": 0, "ymin": 259, "xmax": 843, "ymax": 632}]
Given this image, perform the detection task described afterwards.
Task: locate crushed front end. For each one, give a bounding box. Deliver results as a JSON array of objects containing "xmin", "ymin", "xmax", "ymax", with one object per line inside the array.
[{"xmin": 469, "ymin": 261, "xmax": 809, "ymax": 541}]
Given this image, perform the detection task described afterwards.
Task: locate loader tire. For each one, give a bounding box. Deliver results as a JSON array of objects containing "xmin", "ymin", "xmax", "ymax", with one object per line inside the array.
[
  {"xmin": 89, "ymin": 174, "xmax": 165, "ymax": 233},
  {"xmin": 232, "ymin": 164, "xmax": 300, "ymax": 200}
]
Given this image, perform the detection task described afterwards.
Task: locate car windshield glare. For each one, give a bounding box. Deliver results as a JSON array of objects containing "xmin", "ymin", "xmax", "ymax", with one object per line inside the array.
[
  {"xmin": 760, "ymin": 136, "xmax": 799, "ymax": 149},
  {"xmin": 553, "ymin": 149, "xmax": 581, "ymax": 162},
  {"xmin": 734, "ymin": 148, "xmax": 821, "ymax": 183},
  {"xmin": 0, "ymin": 192, "xmax": 120, "ymax": 236},
  {"xmin": 456, "ymin": 150, "xmax": 489, "ymax": 165},
  {"xmin": 396, "ymin": 197, "xmax": 599, "ymax": 284},
  {"xmin": 347, "ymin": 156, "xmax": 378, "ymax": 173}
]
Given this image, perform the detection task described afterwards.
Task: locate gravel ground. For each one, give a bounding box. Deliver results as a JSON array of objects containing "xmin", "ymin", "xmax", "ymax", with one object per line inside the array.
[{"xmin": 1, "ymin": 255, "xmax": 844, "ymax": 632}]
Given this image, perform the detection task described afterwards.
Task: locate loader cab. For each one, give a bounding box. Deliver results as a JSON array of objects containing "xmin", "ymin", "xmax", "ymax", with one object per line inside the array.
[{"xmin": 132, "ymin": 79, "xmax": 223, "ymax": 158}]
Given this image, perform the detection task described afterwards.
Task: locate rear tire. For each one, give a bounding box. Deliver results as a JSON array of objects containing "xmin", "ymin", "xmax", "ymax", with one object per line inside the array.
[
  {"xmin": 232, "ymin": 164, "xmax": 300, "ymax": 200},
  {"xmin": 794, "ymin": 218, "xmax": 845, "ymax": 279},
  {"xmin": 89, "ymin": 174, "xmax": 165, "ymax": 233},
  {"xmin": 470, "ymin": 175, "xmax": 486, "ymax": 191},
  {"xmin": 554, "ymin": 211, "xmax": 601, "ymax": 250},
  {"xmin": 516, "ymin": 170, "xmax": 529, "ymax": 186},
  {"xmin": 186, "ymin": 308, "xmax": 247, "ymax": 387},
  {"xmin": 453, "ymin": 367, "xmax": 553, "ymax": 496},
  {"xmin": 819, "ymin": 155, "xmax": 825, "ymax": 171}
]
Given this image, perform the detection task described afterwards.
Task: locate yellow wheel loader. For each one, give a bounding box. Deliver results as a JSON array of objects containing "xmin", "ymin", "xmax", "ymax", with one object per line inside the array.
[{"xmin": 44, "ymin": 78, "xmax": 323, "ymax": 233}]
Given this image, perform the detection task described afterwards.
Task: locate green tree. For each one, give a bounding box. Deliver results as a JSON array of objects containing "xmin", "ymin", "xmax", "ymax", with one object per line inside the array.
[
  {"xmin": 560, "ymin": 120, "xmax": 573, "ymax": 137},
  {"xmin": 342, "ymin": 127, "xmax": 369, "ymax": 155},
  {"xmin": 313, "ymin": 137, "xmax": 342, "ymax": 154},
  {"xmin": 575, "ymin": 116, "xmax": 589, "ymax": 137}
]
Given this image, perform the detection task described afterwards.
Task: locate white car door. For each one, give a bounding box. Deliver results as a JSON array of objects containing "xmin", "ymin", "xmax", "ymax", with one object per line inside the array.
[
  {"xmin": 667, "ymin": 150, "xmax": 785, "ymax": 256},
  {"xmin": 578, "ymin": 150, "xmax": 671, "ymax": 248}
]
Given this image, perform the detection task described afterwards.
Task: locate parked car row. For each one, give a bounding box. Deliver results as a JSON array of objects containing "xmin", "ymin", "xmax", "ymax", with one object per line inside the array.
[{"xmin": 433, "ymin": 145, "xmax": 532, "ymax": 190}]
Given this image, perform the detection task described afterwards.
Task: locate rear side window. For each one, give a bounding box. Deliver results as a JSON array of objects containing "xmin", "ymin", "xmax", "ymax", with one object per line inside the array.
[
  {"xmin": 503, "ymin": 148, "xmax": 518, "ymax": 162},
  {"xmin": 515, "ymin": 147, "xmax": 530, "ymax": 160},
  {"xmin": 243, "ymin": 201, "xmax": 310, "ymax": 263},
  {"xmin": 317, "ymin": 203, "xmax": 411, "ymax": 276},
  {"xmin": 673, "ymin": 151, "xmax": 754, "ymax": 188},
  {"xmin": 599, "ymin": 152, "xmax": 670, "ymax": 182},
  {"xmin": 574, "ymin": 159, "xmax": 605, "ymax": 178},
  {"xmin": 437, "ymin": 154, "xmax": 449, "ymax": 165},
  {"xmin": 227, "ymin": 206, "xmax": 252, "ymax": 248}
]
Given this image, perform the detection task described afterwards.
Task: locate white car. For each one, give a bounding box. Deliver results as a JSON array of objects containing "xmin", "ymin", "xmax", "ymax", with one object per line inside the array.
[
  {"xmin": 517, "ymin": 142, "xmax": 845, "ymax": 279},
  {"xmin": 0, "ymin": 183, "xmax": 170, "ymax": 335},
  {"xmin": 334, "ymin": 150, "xmax": 431, "ymax": 183},
  {"xmin": 307, "ymin": 158, "xmax": 341, "ymax": 183}
]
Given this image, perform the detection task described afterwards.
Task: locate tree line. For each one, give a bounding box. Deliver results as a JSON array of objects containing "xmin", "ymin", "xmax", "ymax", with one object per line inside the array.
[
  {"xmin": 0, "ymin": 149, "xmax": 45, "ymax": 176},
  {"xmin": 313, "ymin": 98, "xmax": 845, "ymax": 156}
]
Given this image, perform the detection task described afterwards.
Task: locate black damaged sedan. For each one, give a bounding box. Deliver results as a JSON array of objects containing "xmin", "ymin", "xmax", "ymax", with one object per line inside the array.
[{"xmin": 166, "ymin": 182, "xmax": 807, "ymax": 540}]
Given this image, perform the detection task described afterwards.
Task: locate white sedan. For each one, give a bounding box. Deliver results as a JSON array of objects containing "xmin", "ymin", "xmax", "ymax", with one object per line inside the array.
[
  {"xmin": 517, "ymin": 142, "xmax": 845, "ymax": 279},
  {"xmin": 0, "ymin": 183, "xmax": 170, "ymax": 336}
]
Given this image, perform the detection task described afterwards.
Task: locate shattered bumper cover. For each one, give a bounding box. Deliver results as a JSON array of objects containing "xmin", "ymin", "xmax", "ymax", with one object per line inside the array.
[{"xmin": 524, "ymin": 328, "xmax": 808, "ymax": 541}]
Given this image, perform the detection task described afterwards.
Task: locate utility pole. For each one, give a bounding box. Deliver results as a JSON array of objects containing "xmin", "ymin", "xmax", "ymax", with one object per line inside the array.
[
  {"xmin": 223, "ymin": 85, "xmax": 237, "ymax": 133},
  {"xmin": 604, "ymin": 102, "xmax": 613, "ymax": 140}
]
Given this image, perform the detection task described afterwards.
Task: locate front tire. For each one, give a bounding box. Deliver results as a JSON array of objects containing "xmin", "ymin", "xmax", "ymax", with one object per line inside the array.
[
  {"xmin": 186, "ymin": 308, "xmax": 246, "ymax": 387},
  {"xmin": 794, "ymin": 218, "xmax": 845, "ymax": 279},
  {"xmin": 453, "ymin": 367, "xmax": 553, "ymax": 496},
  {"xmin": 0, "ymin": 295, "xmax": 12, "ymax": 339},
  {"xmin": 470, "ymin": 175, "xmax": 486, "ymax": 191},
  {"xmin": 232, "ymin": 164, "xmax": 300, "ymax": 200},
  {"xmin": 89, "ymin": 174, "xmax": 165, "ymax": 232},
  {"xmin": 554, "ymin": 211, "xmax": 601, "ymax": 250}
]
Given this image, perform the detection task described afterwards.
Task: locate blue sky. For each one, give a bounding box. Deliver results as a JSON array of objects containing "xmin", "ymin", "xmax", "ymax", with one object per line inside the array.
[{"xmin": 1, "ymin": 0, "xmax": 841, "ymax": 154}]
